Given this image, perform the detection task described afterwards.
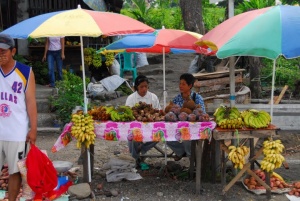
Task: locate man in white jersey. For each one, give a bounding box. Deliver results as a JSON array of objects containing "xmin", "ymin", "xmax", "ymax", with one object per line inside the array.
[{"xmin": 0, "ymin": 34, "xmax": 37, "ymax": 200}]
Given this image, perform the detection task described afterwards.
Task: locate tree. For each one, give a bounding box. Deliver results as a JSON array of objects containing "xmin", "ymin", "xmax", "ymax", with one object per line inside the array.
[{"xmin": 179, "ymin": 0, "xmax": 205, "ymax": 34}]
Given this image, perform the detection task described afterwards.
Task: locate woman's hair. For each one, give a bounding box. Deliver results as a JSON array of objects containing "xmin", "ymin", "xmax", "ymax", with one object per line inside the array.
[
  {"xmin": 134, "ymin": 75, "xmax": 149, "ymax": 91},
  {"xmin": 180, "ymin": 73, "xmax": 196, "ymax": 87}
]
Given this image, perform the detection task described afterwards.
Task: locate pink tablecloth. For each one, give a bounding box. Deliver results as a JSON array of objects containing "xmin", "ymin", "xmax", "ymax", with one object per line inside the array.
[{"xmin": 52, "ymin": 121, "xmax": 216, "ymax": 153}]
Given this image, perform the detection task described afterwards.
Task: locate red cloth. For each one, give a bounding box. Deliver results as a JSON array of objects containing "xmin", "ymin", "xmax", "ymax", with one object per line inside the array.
[{"xmin": 26, "ymin": 144, "xmax": 58, "ymax": 200}]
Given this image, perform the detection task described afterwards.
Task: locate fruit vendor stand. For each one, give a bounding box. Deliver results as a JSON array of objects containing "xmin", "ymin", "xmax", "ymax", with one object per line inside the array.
[
  {"xmin": 212, "ymin": 125, "xmax": 280, "ymax": 199},
  {"xmin": 211, "ymin": 105, "xmax": 288, "ymax": 199},
  {"xmin": 52, "ymin": 120, "xmax": 216, "ymax": 193}
]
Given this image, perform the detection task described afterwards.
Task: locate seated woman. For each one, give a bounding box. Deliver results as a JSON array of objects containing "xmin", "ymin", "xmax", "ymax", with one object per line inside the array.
[
  {"xmin": 167, "ymin": 73, "xmax": 206, "ymax": 161},
  {"xmin": 125, "ymin": 75, "xmax": 161, "ymax": 163}
]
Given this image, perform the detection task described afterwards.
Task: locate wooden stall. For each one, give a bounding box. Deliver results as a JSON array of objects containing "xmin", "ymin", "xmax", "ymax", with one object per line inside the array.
[{"xmin": 211, "ymin": 125, "xmax": 280, "ymax": 199}]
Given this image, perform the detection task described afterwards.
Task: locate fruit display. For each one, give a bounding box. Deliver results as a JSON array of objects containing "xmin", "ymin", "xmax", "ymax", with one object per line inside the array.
[
  {"xmin": 92, "ymin": 52, "xmax": 102, "ymax": 68},
  {"xmin": 131, "ymin": 101, "xmax": 165, "ymax": 122},
  {"xmin": 228, "ymin": 145, "xmax": 250, "ymax": 169},
  {"xmin": 83, "ymin": 47, "xmax": 95, "ymax": 66},
  {"xmin": 110, "ymin": 106, "xmax": 135, "ymax": 122},
  {"xmin": 84, "ymin": 47, "xmax": 115, "ymax": 68},
  {"xmin": 241, "ymin": 109, "xmax": 271, "ymax": 129},
  {"xmin": 0, "ymin": 165, "xmax": 9, "ymax": 190},
  {"xmin": 88, "ymin": 106, "xmax": 113, "ymax": 121},
  {"xmin": 164, "ymin": 101, "xmax": 209, "ymax": 122},
  {"xmin": 101, "ymin": 52, "xmax": 115, "ymax": 67},
  {"xmin": 288, "ymin": 181, "xmax": 300, "ymax": 197},
  {"xmin": 260, "ymin": 139, "xmax": 285, "ymax": 172},
  {"xmin": 70, "ymin": 111, "xmax": 96, "ymax": 148},
  {"xmin": 243, "ymin": 169, "xmax": 291, "ymax": 191},
  {"xmin": 213, "ymin": 106, "xmax": 273, "ymax": 129},
  {"xmin": 214, "ymin": 105, "xmax": 243, "ymax": 129}
]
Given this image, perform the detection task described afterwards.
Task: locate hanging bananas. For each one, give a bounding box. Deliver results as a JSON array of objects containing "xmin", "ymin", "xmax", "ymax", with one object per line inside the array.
[
  {"xmin": 228, "ymin": 145, "xmax": 250, "ymax": 169},
  {"xmin": 101, "ymin": 52, "xmax": 115, "ymax": 67},
  {"xmin": 260, "ymin": 139, "xmax": 285, "ymax": 172},
  {"xmin": 241, "ymin": 109, "xmax": 271, "ymax": 129},
  {"xmin": 214, "ymin": 106, "xmax": 243, "ymax": 129},
  {"xmin": 70, "ymin": 112, "xmax": 96, "ymax": 149}
]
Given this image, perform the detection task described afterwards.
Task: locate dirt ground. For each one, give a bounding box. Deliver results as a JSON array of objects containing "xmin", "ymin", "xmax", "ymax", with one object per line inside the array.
[{"xmin": 38, "ymin": 54, "xmax": 300, "ymax": 201}]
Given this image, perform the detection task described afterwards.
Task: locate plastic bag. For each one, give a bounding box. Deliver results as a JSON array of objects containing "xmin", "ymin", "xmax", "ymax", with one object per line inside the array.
[
  {"xmin": 136, "ymin": 53, "xmax": 149, "ymax": 68},
  {"xmin": 26, "ymin": 144, "xmax": 58, "ymax": 200},
  {"xmin": 188, "ymin": 55, "xmax": 200, "ymax": 74},
  {"xmin": 109, "ymin": 59, "xmax": 120, "ymax": 76},
  {"xmin": 17, "ymin": 158, "xmax": 35, "ymax": 200}
]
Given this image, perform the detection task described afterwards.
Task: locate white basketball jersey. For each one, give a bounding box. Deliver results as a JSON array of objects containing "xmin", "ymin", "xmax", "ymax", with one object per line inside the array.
[{"xmin": 0, "ymin": 61, "xmax": 31, "ymax": 141}]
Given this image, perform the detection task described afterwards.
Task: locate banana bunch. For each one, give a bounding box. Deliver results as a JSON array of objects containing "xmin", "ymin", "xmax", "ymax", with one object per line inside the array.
[
  {"xmin": 101, "ymin": 52, "xmax": 115, "ymax": 67},
  {"xmin": 84, "ymin": 47, "xmax": 95, "ymax": 66},
  {"xmin": 260, "ymin": 139, "xmax": 285, "ymax": 172},
  {"xmin": 242, "ymin": 109, "xmax": 271, "ymax": 129},
  {"xmin": 110, "ymin": 106, "xmax": 135, "ymax": 122},
  {"xmin": 214, "ymin": 106, "xmax": 243, "ymax": 129},
  {"xmin": 70, "ymin": 112, "xmax": 96, "ymax": 149},
  {"xmin": 228, "ymin": 145, "xmax": 250, "ymax": 169},
  {"xmin": 92, "ymin": 52, "xmax": 102, "ymax": 68}
]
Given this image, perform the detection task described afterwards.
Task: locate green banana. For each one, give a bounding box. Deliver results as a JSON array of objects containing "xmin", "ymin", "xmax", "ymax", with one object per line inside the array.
[
  {"xmin": 259, "ymin": 110, "xmax": 271, "ymax": 123},
  {"xmin": 243, "ymin": 111, "xmax": 252, "ymax": 127}
]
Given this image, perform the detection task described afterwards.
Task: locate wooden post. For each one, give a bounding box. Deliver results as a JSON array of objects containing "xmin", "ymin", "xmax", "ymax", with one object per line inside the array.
[
  {"xmin": 82, "ymin": 147, "xmax": 89, "ymax": 182},
  {"xmin": 189, "ymin": 141, "xmax": 196, "ymax": 179},
  {"xmin": 195, "ymin": 140, "xmax": 203, "ymax": 194}
]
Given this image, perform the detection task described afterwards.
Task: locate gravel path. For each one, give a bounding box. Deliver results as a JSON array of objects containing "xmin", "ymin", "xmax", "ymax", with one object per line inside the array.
[{"xmin": 38, "ymin": 54, "xmax": 300, "ymax": 201}]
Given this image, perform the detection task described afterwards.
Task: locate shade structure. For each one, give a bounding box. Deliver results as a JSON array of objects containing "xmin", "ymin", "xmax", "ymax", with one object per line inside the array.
[
  {"xmin": 1, "ymin": 5, "xmax": 154, "ymax": 183},
  {"xmin": 1, "ymin": 5, "xmax": 154, "ymax": 113},
  {"xmin": 104, "ymin": 29, "xmax": 203, "ymax": 165},
  {"xmin": 104, "ymin": 29, "xmax": 203, "ymax": 109},
  {"xmin": 195, "ymin": 5, "xmax": 300, "ymax": 121}
]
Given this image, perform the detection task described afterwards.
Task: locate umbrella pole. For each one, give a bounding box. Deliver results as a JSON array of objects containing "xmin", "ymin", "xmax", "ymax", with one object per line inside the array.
[
  {"xmin": 163, "ymin": 47, "xmax": 167, "ymax": 166},
  {"xmin": 270, "ymin": 60, "xmax": 276, "ymax": 125},
  {"xmin": 80, "ymin": 36, "xmax": 92, "ymax": 183},
  {"xmin": 229, "ymin": 57, "xmax": 236, "ymax": 107}
]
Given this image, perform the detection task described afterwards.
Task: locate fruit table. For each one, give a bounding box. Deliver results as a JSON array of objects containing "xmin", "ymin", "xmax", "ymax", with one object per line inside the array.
[
  {"xmin": 52, "ymin": 120, "xmax": 216, "ymax": 194},
  {"xmin": 211, "ymin": 124, "xmax": 280, "ymax": 199}
]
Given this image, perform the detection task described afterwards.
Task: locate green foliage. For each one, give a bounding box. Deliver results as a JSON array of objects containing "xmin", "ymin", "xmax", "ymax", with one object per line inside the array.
[
  {"xmin": 261, "ymin": 57, "xmax": 300, "ymax": 90},
  {"xmin": 203, "ymin": 7, "xmax": 225, "ymax": 31},
  {"xmin": 237, "ymin": 0, "xmax": 274, "ymax": 11},
  {"xmin": 147, "ymin": 7, "xmax": 183, "ymax": 29},
  {"xmin": 14, "ymin": 54, "xmax": 49, "ymax": 85},
  {"xmin": 127, "ymin": 0, "xmax": 149, "ymax": 22},
  {"xmin": 50, "ymin": 70, "xmax": 90, "ymax": 125},
  {"xmin": 122, "ymin": 7, "xmax": 183, "ymax": 29},
  {"xmin": 13, "ymin": 54, "xmax": 28, "ymax": 64},
  {"xmin": 31, "ymin": 61, "xmax": 49, "ymax": 85}
]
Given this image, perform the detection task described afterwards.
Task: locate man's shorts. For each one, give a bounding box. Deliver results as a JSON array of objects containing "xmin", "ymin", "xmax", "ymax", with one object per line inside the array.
[{"xmin": 0, "ymin": 141, "xmax": 26, "ymax": 174}]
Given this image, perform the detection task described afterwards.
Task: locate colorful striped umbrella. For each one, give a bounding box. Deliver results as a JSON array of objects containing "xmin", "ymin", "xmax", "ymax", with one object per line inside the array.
[
  {"xmin": 105, "ymin": 29, "xmax": 202, "ymax": 54},
  {"xmin": 1, "ymin": 6, "xmax": 154, "ymax": 39},
  {"xmin": 196, "ymin": 5, "xmax": 300, "ymax": 120},
  {"xmin": 1, "ymin": 5, "xmax": 154, "ymax": 183},
  {"xmin": 103, "ymin": 29, "xmax": 203, "ymax": 109},
  {"xmin": 196, "ymin": 5, "xmax": 300, "ymax": 60},
  {"xmin": 1, "ymin": 5, "xmax": 154, "ymax": 112}
]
